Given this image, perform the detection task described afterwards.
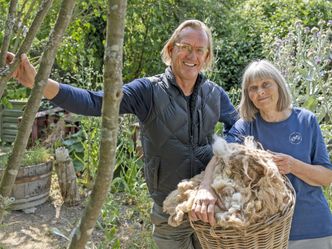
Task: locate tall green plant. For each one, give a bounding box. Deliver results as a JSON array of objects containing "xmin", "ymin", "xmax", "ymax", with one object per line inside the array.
[
  {"xmin": 80, "ymin": 117, "xmax": 101, "ymax": 186},
  {"xmin": 268, "ymin": 20, "xmax": 332, "ymax": 123},
  {"xmin": 113, "ymin": 115, "xmax": 141, "ymax": 178}
]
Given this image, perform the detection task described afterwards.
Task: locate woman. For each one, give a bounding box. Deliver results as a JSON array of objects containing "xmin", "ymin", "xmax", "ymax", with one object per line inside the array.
[{"xmin": 191, "ymin": 60, "xmax": 332, "ymax": 248}]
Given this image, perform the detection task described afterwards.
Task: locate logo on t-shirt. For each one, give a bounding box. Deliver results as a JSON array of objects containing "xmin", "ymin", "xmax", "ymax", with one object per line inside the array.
[{"xmin": 289, "ymin": 132, "xmax": 302, "ymax": 144}]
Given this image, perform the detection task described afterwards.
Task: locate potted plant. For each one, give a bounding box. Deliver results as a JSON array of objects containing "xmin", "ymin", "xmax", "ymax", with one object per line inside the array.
[{"xmin": 0, "ymin": 146, "xmax": 53, "ymax": 210}]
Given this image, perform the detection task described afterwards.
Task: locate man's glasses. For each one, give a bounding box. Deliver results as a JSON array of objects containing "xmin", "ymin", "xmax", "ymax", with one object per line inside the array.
[{"xmin": 175, "ymin": 43, "xmax": 208, "ymax": 56}]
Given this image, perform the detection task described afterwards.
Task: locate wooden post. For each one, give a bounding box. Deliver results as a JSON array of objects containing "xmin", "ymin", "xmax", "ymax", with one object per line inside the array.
[{"xmin": 54, "ymin": 147, "xmax": 80, "ymax": 206}]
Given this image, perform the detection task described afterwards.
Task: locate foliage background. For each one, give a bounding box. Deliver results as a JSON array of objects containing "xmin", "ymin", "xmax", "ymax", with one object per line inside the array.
[
  {"xmin": 2, "ymin": 0, "xmax": 331, "ymax": 90},
  {"xmin": 1, "ymin": 0, "xmax": 332, "ymax": 248}
]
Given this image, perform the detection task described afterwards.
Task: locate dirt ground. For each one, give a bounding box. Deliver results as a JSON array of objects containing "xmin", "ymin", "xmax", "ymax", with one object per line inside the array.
[
  {"xmin": 0, "ymin": 202, "xmax": 92, "ymax": 249},
  {"xmin": 0, "ymin": 175, "xmax": 104, "ymax": 249}
]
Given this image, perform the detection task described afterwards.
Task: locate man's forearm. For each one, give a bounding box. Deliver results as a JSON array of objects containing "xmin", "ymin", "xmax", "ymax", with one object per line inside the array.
[{"xmin": 44, "ymin": 79, "xmax": 60, "ymax": 99}]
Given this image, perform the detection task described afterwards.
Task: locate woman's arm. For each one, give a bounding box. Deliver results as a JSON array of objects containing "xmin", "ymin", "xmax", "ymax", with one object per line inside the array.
[
  {"xmin": 189, "ymin": 155, "xmax": 219, "ymax": 226},
  {"xmin": 272, "ymin": 152, "xmax": 332, "ymax": 186}
]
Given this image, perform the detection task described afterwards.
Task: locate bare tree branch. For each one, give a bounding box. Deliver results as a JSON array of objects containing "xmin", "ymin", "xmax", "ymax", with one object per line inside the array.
[
  {"xmin": 0, "ymin": 0, "xmax": 18, "ymax": 67},
  {"xmin": 12, "ymin": 0, "xmax": 34, "ymax": 52},
  {"xmin": 0, "ymin": 0, "xmax": 54, "ymax": 99}
]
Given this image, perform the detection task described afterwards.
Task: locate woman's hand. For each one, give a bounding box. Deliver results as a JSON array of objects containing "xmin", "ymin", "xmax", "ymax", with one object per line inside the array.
[
  {"xmin": 189, "ymin": 185, "xmax": 217, "ymax": 226},
  {"xmin": 6, "ymin": 52, "xmax": 36, "ymax": 89},
  {"xmin": 271, "ymin": 152, "xmax": 296, "ymax": 175},
  {"xmin": 270, "ymin": 150, "xmax": 332, "ymax": 186}
]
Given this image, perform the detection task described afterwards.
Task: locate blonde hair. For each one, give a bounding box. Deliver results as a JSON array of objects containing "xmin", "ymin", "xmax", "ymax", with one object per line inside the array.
[
  {"xmin": 239, "ymin": 60, "xmax": 292, "ymax": 121},
  {"xmin": 161, "ymin": 19, "xmax": 214, "ymax": 71}
]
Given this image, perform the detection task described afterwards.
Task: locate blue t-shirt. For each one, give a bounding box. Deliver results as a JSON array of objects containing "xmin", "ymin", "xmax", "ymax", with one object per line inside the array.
[{"xmin": 226, "ymin": 107, "xmax": 332, "ymax": 240}]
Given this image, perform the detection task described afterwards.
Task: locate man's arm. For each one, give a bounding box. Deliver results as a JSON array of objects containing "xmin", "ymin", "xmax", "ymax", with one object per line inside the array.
[
  {"xmin": 218, "ymin": 87, "xmax": 238, "ymax": 135},
  {"xmin": 51, "ymin": 78, "xmax": 153, "ymax": 119},
  {"xmin": 10, "ymin": 53, "xmax": 153, "ymax": 120},
  {"xmin": 43, "ymin": 79, "xmax": 60, "ymax": 99}
]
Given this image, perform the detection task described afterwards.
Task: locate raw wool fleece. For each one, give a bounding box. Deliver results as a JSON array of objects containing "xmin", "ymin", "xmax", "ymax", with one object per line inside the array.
[{"xmin": 163, "ymin": 135, "xmax": 293, "ymax": 228}]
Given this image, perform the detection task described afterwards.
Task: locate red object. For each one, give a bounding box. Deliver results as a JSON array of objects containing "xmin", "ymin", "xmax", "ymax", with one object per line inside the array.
[{"xmin": 18, "ymin": 107, "xmax": 80, "ymax": 147}]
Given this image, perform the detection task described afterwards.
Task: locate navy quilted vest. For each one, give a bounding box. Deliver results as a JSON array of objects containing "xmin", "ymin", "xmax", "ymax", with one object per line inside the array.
[{"xmin": 141, "ymin": 67, "xmax": 221, "ymax": 206}]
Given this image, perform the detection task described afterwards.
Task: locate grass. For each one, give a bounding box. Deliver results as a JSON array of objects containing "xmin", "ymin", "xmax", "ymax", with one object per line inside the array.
[
  {"xmin": 0, "ymin": 146, "xmax": 52, "ymax": 169},
  {"xmin": 22, "ymin": 146, "xmax": 52, "ymax": 166}
]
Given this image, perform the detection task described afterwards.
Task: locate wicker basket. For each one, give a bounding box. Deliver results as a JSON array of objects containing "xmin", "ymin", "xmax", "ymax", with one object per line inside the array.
[{"xmin": 191, "ymin": 178, "xmax": 295, "ymax": 249}]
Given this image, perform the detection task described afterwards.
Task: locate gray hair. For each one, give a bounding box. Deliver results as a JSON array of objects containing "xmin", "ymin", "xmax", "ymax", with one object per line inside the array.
[
  {"xmin": 161, "ymin": 19, "xmax": 214, "ymax": 71},
  {"xmin": 239, "ymin": 60, "xmax": 292, "ymax": 121}
]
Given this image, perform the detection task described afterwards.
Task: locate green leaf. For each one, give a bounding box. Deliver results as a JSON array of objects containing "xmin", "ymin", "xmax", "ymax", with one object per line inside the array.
[{"xmin": 303, "ymin": 95, "xmax": 318, "ymax": 111}]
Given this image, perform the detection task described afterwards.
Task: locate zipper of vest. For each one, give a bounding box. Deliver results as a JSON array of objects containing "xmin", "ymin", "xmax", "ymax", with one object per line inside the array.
[
  {"xmin": 186, "ymin": 98, "xmax": 195, "ymax": 178},
  {"xmin": 185, "ymin": 95, "xmax": 194, "ymax": 145}
]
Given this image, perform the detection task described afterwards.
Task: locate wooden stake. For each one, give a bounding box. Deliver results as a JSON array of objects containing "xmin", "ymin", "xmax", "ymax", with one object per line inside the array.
[{"xmin": 55, "ymin": 147, "xmax": 80, "ymax": 206}]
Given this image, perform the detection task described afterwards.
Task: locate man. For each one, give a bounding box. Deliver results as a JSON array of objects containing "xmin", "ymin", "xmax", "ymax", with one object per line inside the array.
[{"xmin": 11, "ymin": 19, "xmax": 238, "ymax": 249}]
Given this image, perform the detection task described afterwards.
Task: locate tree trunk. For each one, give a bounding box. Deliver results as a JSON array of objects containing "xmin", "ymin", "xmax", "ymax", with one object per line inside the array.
[
  {"xmin": 55, "ymin": 147, "xmax": 80, "ymax": 206},
  {"xmin": 0, "ymin": 0, "xmax": 54, "ymax": 99},
  {"xmin": 0, "ymin": 0, "xmax": 76, "ymax": 223},
  {"xmin": 68, "ymin": 0, "xmax": 127, "ymax": 248}
]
